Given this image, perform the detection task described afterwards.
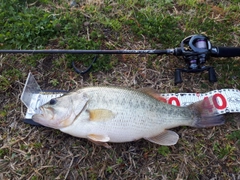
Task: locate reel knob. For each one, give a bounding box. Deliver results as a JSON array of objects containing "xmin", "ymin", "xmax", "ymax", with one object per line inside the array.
[
  {"xmin": 208, "ymin": 67, "xmax": 217, "ymax": 82},
  {"xmin": 174, "ymin": 69, "xmax": 183, "ymax": 85}
]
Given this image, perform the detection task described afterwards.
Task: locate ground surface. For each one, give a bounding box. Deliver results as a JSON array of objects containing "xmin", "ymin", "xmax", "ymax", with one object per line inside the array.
[{"xmin": 0, "ymin": 0, "xmax": 240, "ymax": 179}]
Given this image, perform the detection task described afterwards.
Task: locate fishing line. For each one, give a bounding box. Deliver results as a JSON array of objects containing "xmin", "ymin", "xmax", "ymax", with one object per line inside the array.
[{"xmin": 72, "ymin": 55, "xmax": 99, "ymax": 74}]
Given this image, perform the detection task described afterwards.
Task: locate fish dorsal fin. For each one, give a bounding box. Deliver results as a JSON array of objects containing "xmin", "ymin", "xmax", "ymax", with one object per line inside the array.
[
  {"xmin": 87, "ymin": 134, "xmax": 110, "ymax": 142},
  {"xmin": 88, "ymin": 109, "xmax": 115, "ymax": 121},
  {"xmin": 139, "ymin": 88, "xmax": 167, "ymax": 103},
  {"xmin": 144, "ymin": 130, "xmax": 179, "ymax": 146}
]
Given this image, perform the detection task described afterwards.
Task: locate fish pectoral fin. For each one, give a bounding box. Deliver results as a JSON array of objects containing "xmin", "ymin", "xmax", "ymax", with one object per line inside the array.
[
  {"xmin": 88, "ymin": 109, "xmax": 115, "ymax": 121},
  {"xmin": 139, "ymin": 88, "xmax": 167, "ymax": 103},
  {"xmin": 144, "ymin": 130, "xmax": 179, "ymax": 146},
  {"xmin": 87, "ymin": 134, "xmax": 110, "ymax": 142}
]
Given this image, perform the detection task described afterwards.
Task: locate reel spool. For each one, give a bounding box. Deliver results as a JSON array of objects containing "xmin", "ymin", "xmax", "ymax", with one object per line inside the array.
[{"xmin": 174, "ymin": 34, "xmax": 217, "ymax": 84}]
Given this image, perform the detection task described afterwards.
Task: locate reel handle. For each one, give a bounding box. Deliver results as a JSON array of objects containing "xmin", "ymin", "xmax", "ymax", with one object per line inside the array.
[
  {"xmin": 174, "ymin": 69, "xmax": 183, "ymax": 85},
  {"xmin": 208, "ymin": 67, "xmax": 217, "ymax": 83},
  {"xmin": 174, "ymin": 66, "xmax": 217, "ymax": 85}
]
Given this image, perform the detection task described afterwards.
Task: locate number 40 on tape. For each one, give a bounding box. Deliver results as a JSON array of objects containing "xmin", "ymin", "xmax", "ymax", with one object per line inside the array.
[{"xmin": 165, "ymin": 93, "xmax": 227, "ymax": 111}]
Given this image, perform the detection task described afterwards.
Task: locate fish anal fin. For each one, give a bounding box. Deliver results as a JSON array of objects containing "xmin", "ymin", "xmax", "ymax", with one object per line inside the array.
[
  {"xmin": 139, "ymin": 88, "xmax": 167, "ymax": 103},
  {"xmin": 87, "ymin": 134, "xmax": 111, "ymax": 148},
  {"xmin": 145, "ymin": 130, "xmax": 179, "ymax": 146},
  {"xmin": 88, "ymin": 109, "xmax": 115, "ymax": 121}
]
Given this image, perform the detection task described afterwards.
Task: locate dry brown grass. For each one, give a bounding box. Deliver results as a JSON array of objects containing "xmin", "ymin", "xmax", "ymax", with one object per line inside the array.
[{"xmin": 0, "ymin": 0, "xmax": 240, "ymax": 179}]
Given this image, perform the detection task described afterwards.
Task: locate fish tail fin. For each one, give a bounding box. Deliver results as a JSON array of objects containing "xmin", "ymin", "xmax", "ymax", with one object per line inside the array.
[{"xmin": 188, "ymin": 96, "xmax": 225, "ymax": 128}]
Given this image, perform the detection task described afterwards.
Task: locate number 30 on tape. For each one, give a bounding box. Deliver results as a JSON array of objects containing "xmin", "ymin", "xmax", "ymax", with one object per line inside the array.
[{"xmin": 167, "ymin": 93, "xmax": 227, "ymax": 110}]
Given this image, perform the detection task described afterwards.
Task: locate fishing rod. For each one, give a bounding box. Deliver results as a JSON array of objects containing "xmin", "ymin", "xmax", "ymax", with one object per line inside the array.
[
  {"xmin": 1, "ymin": 34, "xmax": 240, "ymax": 84},
  {"xmin": 0, "ymin": 49, "xmax": 170, "ymax": 54}
]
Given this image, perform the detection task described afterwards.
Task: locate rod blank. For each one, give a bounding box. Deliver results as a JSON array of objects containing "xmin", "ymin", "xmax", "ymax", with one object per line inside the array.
[{"xmin": 0, "ymin": 49, "xmax": 171, "ymax": 55}]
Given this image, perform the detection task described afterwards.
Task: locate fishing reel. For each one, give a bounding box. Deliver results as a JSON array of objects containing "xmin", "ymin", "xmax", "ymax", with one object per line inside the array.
[
  {"xmin": 2, "ymin": 34, "xmax": 240, "ymax": 85},
  {"xmin": 174, "ymin": 34, "xmax": 217, "ymax": 84}
]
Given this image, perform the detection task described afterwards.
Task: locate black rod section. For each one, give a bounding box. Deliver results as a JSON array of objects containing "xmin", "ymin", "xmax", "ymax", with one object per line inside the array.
[
  {"xmin": 211, "ymin": 47, "xmax": 240, "ymax": 57},
  {"xmin": 0, "ymin": 49, "xmax": 172, "ymax": 55}
]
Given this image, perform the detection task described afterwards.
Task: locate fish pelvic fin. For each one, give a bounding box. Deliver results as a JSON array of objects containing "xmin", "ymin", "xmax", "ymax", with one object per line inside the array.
[
  {"xmin": 87, "ymin": 134, "xmax": 110, "ymax": 142},
  {"xmin": 188, "ymin": 96, "xmax": 225, "ymax": 128},
  {"xmin": 88, "ymin": 109, "xmax": 115, "ymax": 121},
  {"xmin": 144, "ymin": 130, "xmax": 179, "ymax": 146},
  {"xmin": 139, "ymin": 88, "xmax": 167, "ymax": 103},
  {"xmin": 89, "ymin": 140, "xmax": 111, "ymax": 148},
  {"xmin": 87, "ymin": 134, "xmax": 111, "ymax": 148}
]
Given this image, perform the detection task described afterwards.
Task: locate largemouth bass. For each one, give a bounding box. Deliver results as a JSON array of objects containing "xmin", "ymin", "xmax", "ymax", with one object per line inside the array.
[{"xmin": 32, "ymin": 87, "xmax": 225, "ymax": 148}]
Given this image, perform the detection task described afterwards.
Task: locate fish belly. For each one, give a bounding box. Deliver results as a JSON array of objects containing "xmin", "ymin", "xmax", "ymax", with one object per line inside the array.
[
  {"xmin": 61, "ymin": 112, "xmax": 167, "ymax": 142},
  {"xmin": 61, "ymin": 87, "xmax": 192, "ymax": 142},
  {"xmin": 61, "ymin": 105, "xmax": 190, "ymax": 143}
]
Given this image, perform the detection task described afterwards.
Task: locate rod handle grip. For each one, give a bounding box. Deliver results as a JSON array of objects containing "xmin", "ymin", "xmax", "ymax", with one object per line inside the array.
[{"xmin": 211, "ymin": 47, "xmax": 240, "ymax": 57}]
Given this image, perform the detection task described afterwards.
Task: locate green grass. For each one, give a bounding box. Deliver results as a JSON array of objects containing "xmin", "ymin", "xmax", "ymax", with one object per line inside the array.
[
  {"xmin": 157, "ymin": 146, "xmax": 171, "ymax": 156},
  {"xmin": 213, "ymin": 142, "xmax": 236, "ymax": 159},
  {"xmin": 0, "ymin": 0, "xmax": 239, "ymax": 179},
  {"xmin": 226, "ymin": 130, "xmax": 240, "ymax": 144}
]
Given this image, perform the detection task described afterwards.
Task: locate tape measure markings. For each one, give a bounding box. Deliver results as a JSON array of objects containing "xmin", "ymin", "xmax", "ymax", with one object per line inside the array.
[
  {"xmin": 161, "ymin": 89, "xmax": 240, "ymax": 114},
  {"xmin": 25, "ymin": 89, "xmax": 240, "ymax": 119}
]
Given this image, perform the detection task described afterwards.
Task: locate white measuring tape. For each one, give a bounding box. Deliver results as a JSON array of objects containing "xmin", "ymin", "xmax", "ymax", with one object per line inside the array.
[
  {"xmin": 21, "ymin": 73, "xmax": 240, "ymax": 119},
  {"xmin": 161, "ymin": 89, "xmax": 240, "ymax": 114},
  {"xmin": 24, "ymin": 88, "xmax": 240, "ymax": 119},
  {"xmin": 21, "ymin": 72, "xmax": 240, "ymax": 126}
]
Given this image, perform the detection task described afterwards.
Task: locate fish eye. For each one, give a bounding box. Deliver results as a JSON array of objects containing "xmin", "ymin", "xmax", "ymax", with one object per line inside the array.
[{"xmin": 49, "ymin": 99, "xmax": 57, "ymax": 105}]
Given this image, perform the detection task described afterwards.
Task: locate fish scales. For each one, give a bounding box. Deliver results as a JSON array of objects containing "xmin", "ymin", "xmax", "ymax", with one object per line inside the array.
[
  {"xmin": 82, "ymin": 87, "xmax": 192, "ymax": 124},
  {"xmin": 61, "ymin": 87, "xmax": 195, "ymax": 139},
  {"xmin": 32, "ymin": 86, "xmax": 225, "ymax": 147}
]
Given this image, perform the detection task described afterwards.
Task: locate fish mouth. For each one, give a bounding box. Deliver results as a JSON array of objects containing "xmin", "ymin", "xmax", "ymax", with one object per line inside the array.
[
  {"xmin": 41, "ymin": 106, "xmax": 54, "ymax": 116},
  {"xmin": 33, "ymin": 106, "xmax": 54, "ymax": 121},
  {"xmin": 32, "ymin": 106, "xmax": 58, "ymax": 128},
  {"xmin": 39, "ymin": 106, "xmax": 45, "ymax": 114},
  {"xmin": 32, "ymin": 113, "xmax": 44, "ymax": 123}
]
